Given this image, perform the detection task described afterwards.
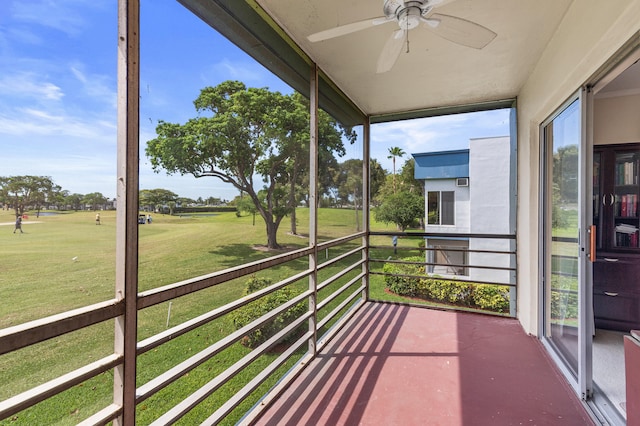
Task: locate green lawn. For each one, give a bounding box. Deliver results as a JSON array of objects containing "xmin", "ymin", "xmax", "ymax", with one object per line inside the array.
[{"xmin": 0, "ymin": 207, "xmax": 399, "ymax": 425}]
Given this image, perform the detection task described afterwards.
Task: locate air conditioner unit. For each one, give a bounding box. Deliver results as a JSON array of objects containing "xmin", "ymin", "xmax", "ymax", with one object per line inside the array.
[{"xmin": 456, "ymin": 177, "xmax": 469, "ymax": 187}]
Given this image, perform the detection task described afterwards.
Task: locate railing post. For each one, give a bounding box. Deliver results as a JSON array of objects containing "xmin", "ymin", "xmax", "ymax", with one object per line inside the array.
[
  {"xmin": 115, "ymin": 0, "xmax": 140, "ymax": 424},
  {"xmin": 308, "ymin": 63, "xmax": 319, "ymax": 356},
  {"xmin": 362, "ymin": 117, "xmax": 371, "ymax": 301}
]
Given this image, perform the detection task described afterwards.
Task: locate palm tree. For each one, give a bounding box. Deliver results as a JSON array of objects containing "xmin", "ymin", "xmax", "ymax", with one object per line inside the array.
[{"xmin": 387, "ymin": 146, "xmax": 406, "ymax": 192}]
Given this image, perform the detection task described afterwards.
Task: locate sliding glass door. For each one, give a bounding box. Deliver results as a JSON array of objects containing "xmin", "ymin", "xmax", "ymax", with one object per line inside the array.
[{"xmin": 541, "ymin": 90, "xmax": 592, "ymax": 399}]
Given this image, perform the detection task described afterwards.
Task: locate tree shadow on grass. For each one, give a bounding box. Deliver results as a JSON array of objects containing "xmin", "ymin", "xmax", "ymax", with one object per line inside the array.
[{"xmin": 207, "ymin": 242, "xmax": 307, "ymax": 269}]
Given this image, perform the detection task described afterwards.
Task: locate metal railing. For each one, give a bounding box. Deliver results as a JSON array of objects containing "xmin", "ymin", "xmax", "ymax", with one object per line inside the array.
[
  {"xmin": 0, "ymin": 233, "xmax": 367, "ymax": 424},
  {"xmin": 368, "ymin": 231, "xmax": 517, "ymax": 317},
  {"xmin": 0, "ymin": 230, "xmax": 519, "ymax": 423}
]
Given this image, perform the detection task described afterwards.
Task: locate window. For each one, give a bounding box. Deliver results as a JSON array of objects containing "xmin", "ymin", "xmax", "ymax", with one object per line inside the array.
[
  {"xmin": 425, "ymin": 238, "xmax": 469, "ymax": 276},
  {"xmin": 427, "ymin": 191, "xmax": 455, "ymax": 225}
]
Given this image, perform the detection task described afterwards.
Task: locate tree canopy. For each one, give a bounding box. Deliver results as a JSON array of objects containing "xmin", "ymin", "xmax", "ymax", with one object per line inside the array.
[
  {"xmin": 0, "ymin": 175, "xmax": 60, "ymax": 217},
  {"xmin": 146, "ymin": 81, "xmax": 354, "ymax": 249},
  {"xmin": 374, "ymin": 189, "xmax": 424, "ymax": 231}
]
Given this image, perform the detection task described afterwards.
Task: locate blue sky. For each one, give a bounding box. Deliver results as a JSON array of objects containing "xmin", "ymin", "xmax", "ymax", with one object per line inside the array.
[{"xmin": 0, "ymin": 0, "xmax": 509, "ymax": 201}]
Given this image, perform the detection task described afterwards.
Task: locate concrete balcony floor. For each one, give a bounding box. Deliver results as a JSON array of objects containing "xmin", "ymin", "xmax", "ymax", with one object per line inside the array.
[{"xmin": 255, "ymin": 302, "xmax": 594, "ymax": 425}]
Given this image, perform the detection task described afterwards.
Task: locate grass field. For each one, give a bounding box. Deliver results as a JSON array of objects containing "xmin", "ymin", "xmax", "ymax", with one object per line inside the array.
[{"xmin": 0, "ymin": 207, "xmax": 408, "ymax": 425}]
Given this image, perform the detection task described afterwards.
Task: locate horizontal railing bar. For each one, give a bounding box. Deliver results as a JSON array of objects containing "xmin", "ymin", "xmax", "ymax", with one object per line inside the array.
[
  {"xmin": 318, "ymin": 286, "xmax": 365, "ymax": 331},
  {"xmin": 152, "ymin": 318, "xmax": 313, "ymax": 425},
  {"xmin": 0, "ymin": 354, "xmax": 122, "ymax": 421},
  {"xmin": 0, "ymin": 299, "xmax": 123, "ymax": 356},
  {"xmin": 317, "ymin": 232, "xmax": 365, "ymax": 251},
  {"xmin": 551, "ymin": 236, "xmax": 579, "ymax": 243},
  {"xmin": 137, "ymin": 269, "xmax": 312, "ymax": 355},
  {"xmin": 369, "ymin": 231, "xmax": 516, "ymax": 240},
  {"xmin": 369, "ymin": 245, "xmax": 516, "ymax": 255},
  {"xmin": 318, "ymin": 259, "xmax": 365, "ymax": 292},
  {"xmin": 201, "ymin": 329, "xmax": 313, "ymax": 426},
  {"xmin": 138, "ymin": 246, "xmax": 313, "ymax": 309},
  {"xmin": 368, "ymin": 271, "xmax": 516, "ymax": 287},
  {"xmin": 369, "ymin": 258, "xmax": 516, "ymax": 272},
  {"xmin": 76, "ymin": 403, "xmax": 122, "ymax": 426},
  {"xmin": 137, "ymin": 289, "xmax": 312, "ymax": 403},
  {"xmin": 317, "ymin": 245, "xmax": 364, "ymax": 271},
  {"xmin": 318, "ymin": 272, "xmax": 365, "ymax": 312}
]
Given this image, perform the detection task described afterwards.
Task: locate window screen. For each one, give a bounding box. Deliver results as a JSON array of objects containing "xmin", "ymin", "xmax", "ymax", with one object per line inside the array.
[
  {"xmin": 441, "ymin": 191, "xmax": 454, "ymax": 225},
  {"xmin": 427, "ymin": 191, "xmax": 455, "ymax": 225}
]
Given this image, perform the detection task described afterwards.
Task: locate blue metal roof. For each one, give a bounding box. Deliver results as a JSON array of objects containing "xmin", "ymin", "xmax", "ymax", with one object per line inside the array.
[{"xmin": 412, "ymin": 149, "xmax": 469, "ymax": 179}]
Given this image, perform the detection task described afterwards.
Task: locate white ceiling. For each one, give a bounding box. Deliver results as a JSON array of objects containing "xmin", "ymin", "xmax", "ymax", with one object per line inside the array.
[
  {"xmin": 597, "ymin": 59, "xmax": 640, "ymax": 98},
  {"xmin": 256, "ymin": 0, "xmax": 575, "ymax": 116}
]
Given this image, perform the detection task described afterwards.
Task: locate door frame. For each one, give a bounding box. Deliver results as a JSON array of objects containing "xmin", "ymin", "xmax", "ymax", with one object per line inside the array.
[{"xmin": 538, "ymin": 88, "xmax": 593, "ymax": 401}]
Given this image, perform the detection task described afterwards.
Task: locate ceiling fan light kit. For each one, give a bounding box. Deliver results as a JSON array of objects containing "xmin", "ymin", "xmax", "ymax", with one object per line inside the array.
[{"xmin": 307, "ymin": 0, "xmax": 496, "ymax": 73}]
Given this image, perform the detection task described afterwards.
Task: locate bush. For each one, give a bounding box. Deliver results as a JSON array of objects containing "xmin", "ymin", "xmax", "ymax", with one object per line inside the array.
[
  {"xmin": 383, "ymin": 257, "xmax": 510, "ymax": 313},
  {"xmin": 382, "ymin": 256, "xmax": 424, "ymax": 297},
  {"xmin": 549, "ymin": 275, "xmax": 578, "ymax": 319},
  {"xmin": 473, "ymin": 284, "xmax": 510, "ymax": 313},
  {"xmin": 229, "ymin": 276, "xmax": 307, "ymax": 348}
]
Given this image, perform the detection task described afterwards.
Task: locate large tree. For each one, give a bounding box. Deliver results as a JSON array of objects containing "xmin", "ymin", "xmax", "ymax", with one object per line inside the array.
[
  {"xmin": 387, "ymin": 146, "xmax": 406, "ymax": 192},
  {"xmin": 375, "ymin": 158, "xmax": 425, "ymax": 229},
  {"xmin": 0, "ymin": 175, "xmax": 59, "ymax": 217},
  {"xmin": 83, "ymin": 192, "xmax": 108, "ymax": 211},
  {"xmin": 146, "ymin": 81, "xmax": 352, "ymax": 249},
  {"xmin": 330, "ymin": 159, "xmax": 386, "ymax": 230},
  {"xmin": 273, "ymin": 92, "xmax": 352, "ymax": 235},
  {"xmin": 374, "ymin": 190, "xmax": 424, "ymax": 231},
  {"xmin": 139, "ymin": 188, "xmax": 178, "ymax": 211}
]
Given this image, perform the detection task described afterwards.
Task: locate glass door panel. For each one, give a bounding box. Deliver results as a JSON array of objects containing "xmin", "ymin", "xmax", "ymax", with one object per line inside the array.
[{"xmin": 542, "ymin": 98, "xmax": 582, "ymax": 378}]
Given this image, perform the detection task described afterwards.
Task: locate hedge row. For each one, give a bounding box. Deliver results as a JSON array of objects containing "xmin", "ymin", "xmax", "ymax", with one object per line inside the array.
[
  {"xmin": 173, "ymin": 206, "xmax": 237, "ymax": 213},
  {"xmin": 382, "ymin": 256, "xmax": 511, "ymax": 313}
]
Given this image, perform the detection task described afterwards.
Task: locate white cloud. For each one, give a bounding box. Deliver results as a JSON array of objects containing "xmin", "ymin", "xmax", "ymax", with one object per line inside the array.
[
  {"xmin": 0, "ymin": 107, "xmax": 115, "ymax": 142},
  {"xmin": 0, "ymin": 73, "xmax": 64, "ymax": 100},
  {"xmin": 69, "ymin": 63, "xmax": 117, "ymax": 109},
  {"xmin": 9, "ymin": 0, "xmax": 94, "ymax": 37}
]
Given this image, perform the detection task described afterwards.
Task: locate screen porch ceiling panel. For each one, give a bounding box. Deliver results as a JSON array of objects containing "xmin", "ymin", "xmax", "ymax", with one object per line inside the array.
[
  {"xmin": 181, "ymin": 0, "xmax": 573, "ymax": 121},
  {"xmin": 255, "ymin": 0, "xmax": 573, "ymax": 116}
]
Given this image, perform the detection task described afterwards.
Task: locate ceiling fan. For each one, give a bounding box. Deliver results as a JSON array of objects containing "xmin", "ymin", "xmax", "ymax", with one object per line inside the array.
[{"xmin": 307, "ymin": 0, "xmax": 497, "ymax": 73}]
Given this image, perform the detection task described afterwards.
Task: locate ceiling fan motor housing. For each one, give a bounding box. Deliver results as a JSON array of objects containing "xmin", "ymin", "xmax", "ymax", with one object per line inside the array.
[{"xmin": 383, "ymin": 0, "xmax": 434, "ymax": 30}]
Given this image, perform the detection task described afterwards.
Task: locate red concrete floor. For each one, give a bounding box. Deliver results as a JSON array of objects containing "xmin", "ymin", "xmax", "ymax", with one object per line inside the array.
[{"xmin": 254, "ymin": 302, "xmax": 594, "ymax": 426}]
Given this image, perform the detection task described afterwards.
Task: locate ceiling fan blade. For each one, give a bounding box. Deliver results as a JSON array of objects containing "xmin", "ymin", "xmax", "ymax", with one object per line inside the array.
[
  {"xmin": 422, "ymin": 13, "xmax": 496, "ymax": 49},
  {"xmin": 428, "ymin": 0, "xmax": 459, "ymax": 8},
  {"xmin": 377, "ymin": 29, "xmax": 406, "ymax": 74},
  {"xmin": 308, "ymin": 16, "xmax": 391, "ymax": 42}
]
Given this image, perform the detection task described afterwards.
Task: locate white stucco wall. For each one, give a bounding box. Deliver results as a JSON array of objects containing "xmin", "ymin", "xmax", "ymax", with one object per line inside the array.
[
  {"xmin": 516, "ymin": 1, "xmax": 640, "ymax": 335},
  {"xmin": 594, "ymin": 93, "xmax": 640, "ymax": 145},
  {"xmin": 469, "ymin": 137, "xmax": 511, "ymax": 235},
  {"xmin": 468, "ymin": 137, "xmax": 512, "ymax": 283}
]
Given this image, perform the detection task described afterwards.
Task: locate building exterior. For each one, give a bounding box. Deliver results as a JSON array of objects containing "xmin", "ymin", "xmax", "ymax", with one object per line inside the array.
[{"xmin": 413, "ymin": 136, "xmax": 515, "ymax": 284}]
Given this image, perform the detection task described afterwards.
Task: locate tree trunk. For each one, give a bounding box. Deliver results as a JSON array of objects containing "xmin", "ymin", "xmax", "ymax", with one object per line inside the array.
[
  {"xmin": 354, "ymin": 188, "xmax": 360, "ymax": 232},
  {"xmin": 289, "ymin": 178, "xmax": 297, "ymax": 235},
  {"xmin": 265, "ymin": 220, "xmax": 280, "ymax": 249}
]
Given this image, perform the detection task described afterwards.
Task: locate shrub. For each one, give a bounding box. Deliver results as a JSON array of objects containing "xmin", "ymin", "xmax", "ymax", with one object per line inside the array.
[
  {"xmin": 229, "ymin": 275, "xmax": 307, "ymax": 349},
  {"xmin": 383, "ymin": 257, "xmax": 511, "ymax": 314},
  {"xmin": 549, "ymin": 274, "xmax": 578, "ymax": 319},
  {"xmin": 382, "ymin": 256, "xmax": 424, "ymax": 297},
  {"xmin": 550, "ymin": 290, "xmax": 578, "ymax": 319},
  {"xmin": 473, "ymin": 284, "xmax": 510, "ymax": 313}
]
